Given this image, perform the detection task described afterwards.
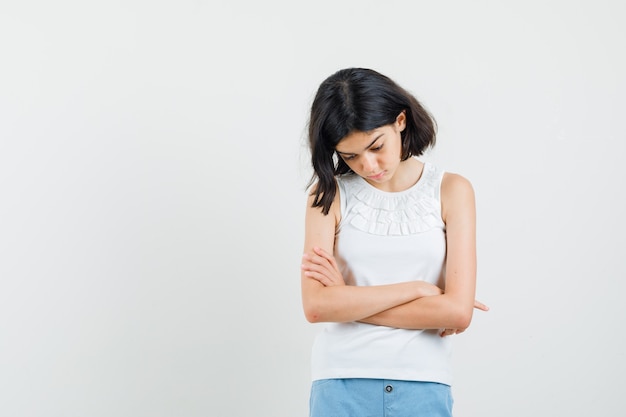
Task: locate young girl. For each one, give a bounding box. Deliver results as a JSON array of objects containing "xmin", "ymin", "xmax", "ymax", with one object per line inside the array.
[{"xmin": 300, "ymin": 68, "xmax": 487, "ymax": 416}]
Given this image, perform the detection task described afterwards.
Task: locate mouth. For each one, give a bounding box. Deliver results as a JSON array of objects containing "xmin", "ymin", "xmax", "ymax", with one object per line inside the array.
[{"xmin": 367, "ymin": 171, "xmax": 386, "ymax": 180}]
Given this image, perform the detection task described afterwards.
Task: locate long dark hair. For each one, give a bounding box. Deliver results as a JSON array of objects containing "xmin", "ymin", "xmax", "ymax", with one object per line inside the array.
[{"xmin": 307, "ymin": 68, "xmax": 437, "ymax": 214}]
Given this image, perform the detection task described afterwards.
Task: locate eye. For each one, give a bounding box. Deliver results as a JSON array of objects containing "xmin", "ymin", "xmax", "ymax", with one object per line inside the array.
[
  {"xmin": 371, "ymin": 144, "xmax": 384, "ymax": 151},
  {"xmin": 343, "ymin": 154, "xmax": 356, "ymax": 161}
]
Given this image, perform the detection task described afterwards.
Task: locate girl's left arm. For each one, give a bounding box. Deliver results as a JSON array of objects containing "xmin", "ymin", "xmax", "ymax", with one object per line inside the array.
[{"xmin": 359, "ymin": 173, "xmax": 487, "ymax": 331}]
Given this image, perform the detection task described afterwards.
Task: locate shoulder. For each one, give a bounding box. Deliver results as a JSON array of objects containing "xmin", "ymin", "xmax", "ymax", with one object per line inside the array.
[
  {"xmin": 440, "ymin": 172, "xmax": 475, "ymax": 221},
  {"xmin": 303, "ymin": 181, "xmax": 341, "ymax": 252},
  {"xmin": 305, "ymin": 180, "xmax": 341, "ymax": 226},
  {"xmin": 441, "ymin": 172, "xmax": 474, "ymax": 194}
]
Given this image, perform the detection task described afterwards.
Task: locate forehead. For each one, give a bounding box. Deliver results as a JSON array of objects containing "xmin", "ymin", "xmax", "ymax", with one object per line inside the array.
[{"xmin": 335, "ymin": 126, "xmax": 389, "ymax": 153}]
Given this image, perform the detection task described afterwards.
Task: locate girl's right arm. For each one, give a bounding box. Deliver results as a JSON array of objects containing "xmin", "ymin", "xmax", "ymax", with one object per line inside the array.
[{"xmin": 300, "ymin": 189, "xmax": 440, "ymax": 323}]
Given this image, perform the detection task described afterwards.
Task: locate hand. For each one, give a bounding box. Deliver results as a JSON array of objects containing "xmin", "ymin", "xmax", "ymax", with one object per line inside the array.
[
  {"xmin": 440, "ymin": 328, "xmax": 463, "ymax": 337},
  {"xmin": 473, "ymin": 299, "xmax": 489, "ymax": 312},
  {"xmin": 301, "ymin": 247, "xmax": 346, "ymax": 287}
]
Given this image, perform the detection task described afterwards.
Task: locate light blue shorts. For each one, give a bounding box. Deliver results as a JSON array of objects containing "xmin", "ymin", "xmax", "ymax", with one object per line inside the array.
[{"xmin": 309, "ymin": 378, "xmax": 453, "ymax": 417}]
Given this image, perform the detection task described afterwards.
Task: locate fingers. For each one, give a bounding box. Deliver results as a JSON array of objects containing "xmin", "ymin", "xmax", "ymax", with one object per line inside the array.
[
  {"xmin": 473, "ymin": 300, "xmax": 490, "ymax": 311},
  {"xmin": 308, "ymin": 248, "xmax": 336, "ymax": 273},
  {"xmin": 303, "ymin": 249, "xmax": 333, "ymax": 270},
  {"xmin": 302, "ymin": 253, "xmax": 335, "ymax": 279},
  {"xmin": 440, "ymin": 328, "xmax": 465, "ymax": 337},
  {"xmin": 312, "ymin": 246, "xmax": 330, "ymax": 258},
  {"xmin": 313, "ymin": 247, "xmax": 339, "ymax": 270},
  {"xmin": 302, "ymin": 250, "xmax": 343, "ymax": 286},
  {"xmin": 303, "ymin": 247, "xmax": 340, "ymax": 280},
  {"xmin": 301, "ymin": 260, "xmax": 330, "ymax": 280},
  {"xmin": 302, "ymin": 268, "xmax": 334, "ymax": 286}
]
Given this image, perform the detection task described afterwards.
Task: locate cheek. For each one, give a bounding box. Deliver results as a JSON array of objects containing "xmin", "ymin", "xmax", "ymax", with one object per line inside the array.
[
  {"xmin": 393, "ymin": 140, "xmax": 405, "ymax": 158},
  {"xmin": 383, "ymin": 144, "xmax": 401, "ymax": 161}
]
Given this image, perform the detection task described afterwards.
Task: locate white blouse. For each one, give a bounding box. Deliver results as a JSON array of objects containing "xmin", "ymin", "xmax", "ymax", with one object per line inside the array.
[{"xmin": 311, "ymin": 162, "xmax": 453, "ymax": 385}]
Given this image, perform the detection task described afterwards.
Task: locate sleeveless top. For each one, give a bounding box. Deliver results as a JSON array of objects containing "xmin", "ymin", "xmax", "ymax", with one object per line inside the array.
[{"xmin": 310, "ymin": 162, "xmax": 453, "ymax": 385}]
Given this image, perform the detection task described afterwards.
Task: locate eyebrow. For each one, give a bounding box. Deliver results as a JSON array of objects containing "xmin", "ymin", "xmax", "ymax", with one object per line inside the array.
[{"xmin": 336, "ymin": 133, "xmax": 384, "ymax": 155}]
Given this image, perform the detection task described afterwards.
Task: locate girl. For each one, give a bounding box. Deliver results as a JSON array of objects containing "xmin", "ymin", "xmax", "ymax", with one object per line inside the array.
[{"xmin": 300, "ymin": 68, "xmax": 487, "ymax": 416}]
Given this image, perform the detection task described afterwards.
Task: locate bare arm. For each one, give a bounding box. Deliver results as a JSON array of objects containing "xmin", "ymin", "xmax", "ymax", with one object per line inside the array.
[
  {"xmin": 300, "ymin": 188, "xmax": 440, "ymax": 323},
  {"xmin": 359, "ymin": 173, "xmax": 487, "ymax": 330}
]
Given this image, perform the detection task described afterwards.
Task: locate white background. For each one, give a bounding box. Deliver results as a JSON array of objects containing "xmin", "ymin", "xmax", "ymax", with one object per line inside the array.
[{"xmin": 1, "ymin": 1, "xmax": 625, "ymax": 416}]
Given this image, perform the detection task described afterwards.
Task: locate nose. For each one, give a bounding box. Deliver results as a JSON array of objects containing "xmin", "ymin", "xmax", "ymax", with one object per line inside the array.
[{"xmin": 361, "ymin": 153, "xmax": 377, "ymax": 174}]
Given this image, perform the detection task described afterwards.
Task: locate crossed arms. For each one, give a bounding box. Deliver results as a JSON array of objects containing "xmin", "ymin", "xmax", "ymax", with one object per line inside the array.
[{"xmin": 300, "ymin": 173, "xmax": 488, "ymax": 336}]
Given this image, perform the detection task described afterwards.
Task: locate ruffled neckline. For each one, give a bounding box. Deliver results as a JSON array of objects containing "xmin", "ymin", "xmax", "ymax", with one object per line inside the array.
[{"xmin": 341, "ymin": 162, "xmax": 443, "ymax": 236}]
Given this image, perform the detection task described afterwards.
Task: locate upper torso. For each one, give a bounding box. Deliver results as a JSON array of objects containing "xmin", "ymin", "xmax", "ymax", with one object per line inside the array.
[{"xmin": 310, "ymin": 161, "xmax": 454, "ymax": 385}]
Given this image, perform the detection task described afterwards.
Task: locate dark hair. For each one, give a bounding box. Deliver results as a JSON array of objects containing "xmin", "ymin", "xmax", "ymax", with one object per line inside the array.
[{"xmin": 307, "ymin": 68, "xmax": 437, "ymax": 214}]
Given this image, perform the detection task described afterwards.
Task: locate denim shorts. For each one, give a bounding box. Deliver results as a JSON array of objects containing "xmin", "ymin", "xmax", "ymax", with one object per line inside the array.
[{"xmin": 309, "ymin": 378, "xmax": 453, "ymax": 417}]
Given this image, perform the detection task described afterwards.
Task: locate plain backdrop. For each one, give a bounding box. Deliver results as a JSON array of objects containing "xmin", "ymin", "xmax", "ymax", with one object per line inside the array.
[{"xmin": 1, "ymin": 1, "xmax": 625, "ymax": 416}]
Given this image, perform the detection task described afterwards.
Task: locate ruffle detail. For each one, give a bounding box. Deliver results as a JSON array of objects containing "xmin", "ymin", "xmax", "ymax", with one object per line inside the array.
[{"xmin": 342, "ymin": 164, "xmax": 443, "ymax": 236}]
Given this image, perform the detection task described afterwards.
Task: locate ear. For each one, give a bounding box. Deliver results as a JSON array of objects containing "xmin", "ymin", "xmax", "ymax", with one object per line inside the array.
[{"xmin": 395, "ymin": 110, "xmax": 407, "ymax": 132}]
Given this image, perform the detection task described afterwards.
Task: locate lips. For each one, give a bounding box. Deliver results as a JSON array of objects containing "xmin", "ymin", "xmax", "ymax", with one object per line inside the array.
[{"xmin": 367, "ymin": 171, "xmax": 386, "ymax": 180}]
